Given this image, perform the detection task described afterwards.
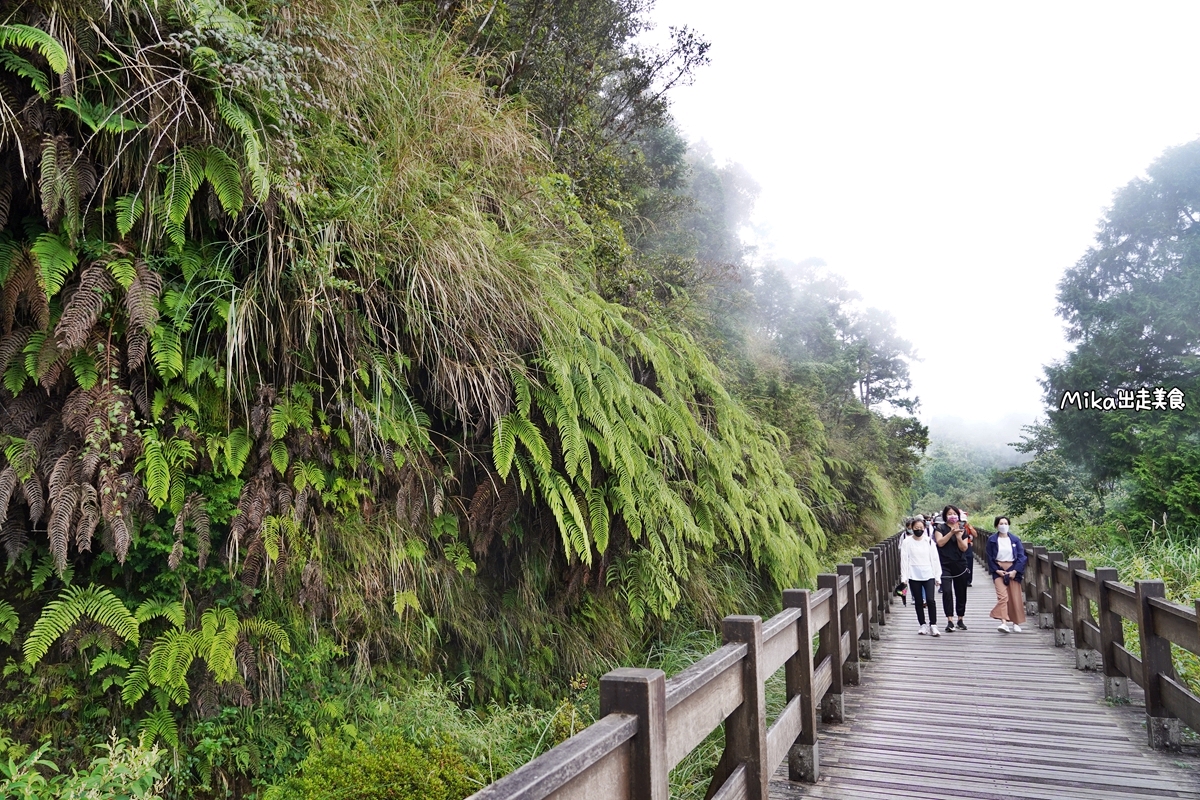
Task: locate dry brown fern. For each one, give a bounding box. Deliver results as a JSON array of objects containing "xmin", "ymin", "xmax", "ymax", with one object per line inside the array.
[{"xmin": 55, "ymin": 263, "xmax": 113, "ymax": 349}]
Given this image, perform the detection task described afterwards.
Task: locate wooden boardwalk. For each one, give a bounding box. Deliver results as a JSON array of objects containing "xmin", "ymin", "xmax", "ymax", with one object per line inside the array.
[{"xmin": 770, "ymin": 562, "xmax": 1200, "ymax": 800}]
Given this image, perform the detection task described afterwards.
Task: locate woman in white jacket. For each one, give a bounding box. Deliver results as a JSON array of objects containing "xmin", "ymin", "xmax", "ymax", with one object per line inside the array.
[{"xmin": 900, "ymin": 519, "xmax": 943, "ymax": 636}]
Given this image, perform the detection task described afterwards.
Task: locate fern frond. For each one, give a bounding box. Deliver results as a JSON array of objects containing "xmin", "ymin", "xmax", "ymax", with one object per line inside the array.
[
  {"xmin": 0, "ymin": 599, "xmax": 18, "ymax": 645},
  {"xmin": 114, "ymin": 195, "xmax": 144, "ymax": 238},
  {"xmin": 122, "ymin": 661, "xmax": 149, "ymax": 706},
  {"xmin": 0, "ymin": 24, "xmax": 69, "ymax": 74},
  {"xmin": 126, "ymin": 259, "xmax": 163, "ymax": 332},
  {"xmin": 203, "ymin": 145, "xmax": 244, "ymax": 216},
  {"xmin": 239, "ymin": 617, "xmax": 291, "ymax": 654},
  {"xmin": 30, "ymin": 232, "xmax": 77, "ymax": 299},
  {"xmin": 24, "ymin": 584, "xmax": 138, "ymax": 664},
  {"xmin": 160, "ymin": 146, "xmax": 205, "ymax": 247},
  {"xmin": 137, "ymin": 708, "xmax": 179, "ymax": 749},
  {"xmin": 137, "ymin": 429, "xmax": 172, "ymax": 509},
  {"xmin": 216, "ymin": 96, "xmax": 268, "ymax": 201},
  {"xmin": 135, "ymin": 599, "xmax": 185, "ymax": 628},
  {"xmin": 223, "ymin": 428, "xmax": 251, "ymax": 477}
]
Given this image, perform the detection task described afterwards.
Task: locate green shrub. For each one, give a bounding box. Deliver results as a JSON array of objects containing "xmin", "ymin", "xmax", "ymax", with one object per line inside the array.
[
  {"xmin": 0, "ymin": 732, "xmax": 167, "ymax": 800},
  {"xmin": 266, "ymin": 734, "xmax": 479, "ymax": 800}
]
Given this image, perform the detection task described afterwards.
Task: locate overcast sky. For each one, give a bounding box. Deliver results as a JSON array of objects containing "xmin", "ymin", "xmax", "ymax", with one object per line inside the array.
[{"xmin": 646, "ymin": 1, "xmax": 1200, "ymax": 439}]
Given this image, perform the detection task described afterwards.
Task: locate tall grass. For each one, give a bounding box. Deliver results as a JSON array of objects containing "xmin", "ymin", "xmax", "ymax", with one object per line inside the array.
[{"xmin": 1028, "ymin": 522, "xmax": 1200, "ymax": 695}]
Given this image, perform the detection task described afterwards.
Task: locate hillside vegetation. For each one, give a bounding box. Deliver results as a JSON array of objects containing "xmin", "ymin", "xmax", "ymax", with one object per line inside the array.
[{"xmin": 0, "ymin": 2, "xmax": 925, "ymax": 796}]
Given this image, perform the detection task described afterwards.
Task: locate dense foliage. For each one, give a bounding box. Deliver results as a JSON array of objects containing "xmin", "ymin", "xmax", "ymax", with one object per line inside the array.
[
  {"xmin": 998, "ymin": 139, "xmax": 1200, "ymax": 535},
  {"xmin": 0, "ymin": 1, "xmax": 924, "ymax": 795}
]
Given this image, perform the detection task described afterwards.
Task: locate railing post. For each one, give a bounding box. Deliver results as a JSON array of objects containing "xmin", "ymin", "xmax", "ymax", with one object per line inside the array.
[
  {"xmin": 1049, "ymin": 552, "xmax": 1069, "ymax": 643},
  {"xmin": 1094, "ymin": 567, "xmax": 1128, "ymax": 701},
  {"xmin": 708, "ymin": 616, "xmax": 769, "ymax": 800},
  {"xmin": 1027, "ymin": 546, "xmax": 1046, "ymax": 628},
  {"xmin": 816, "ymin": 573, "xmax": 844, "ymax": 722},
  {"xmin": 600, "ymin": 667, "xmax": 668, "ymax": 800},
  {"xmin": 838, "ymin": 564, "xmax": 862, "ymax": 682},
  {"xmin": 783, "ymin": 589, "xmax": 819, "ymax": 783},
  {"xmin": 1135, "ymin": 580, "xmax": 1180, "ymax": 751},
  {"xmin": 869, "ymin": 547, "xmax": 885, "ymax": 630},
  {"xmin": 1024, "ymin": 544, "xmax": 1040, "ymax": 617},
  {"xmin": 1068, "ymin": 558, "xmax": 1099, "ymax": 670},
  {"xmin": 851, "ymin": 557, "xmax": 873, "ymax": 657}
]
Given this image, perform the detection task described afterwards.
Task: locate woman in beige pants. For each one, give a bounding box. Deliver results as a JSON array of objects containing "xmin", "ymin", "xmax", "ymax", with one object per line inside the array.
[{"xmin": 986, "ymin": 516, "xmax": 1028, "ymax": 633}]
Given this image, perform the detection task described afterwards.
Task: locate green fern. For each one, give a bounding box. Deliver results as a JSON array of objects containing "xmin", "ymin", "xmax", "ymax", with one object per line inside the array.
[
  {"xmin": 149, "ymin": 322, "xmax": 183, "ymax": 380},
  {"xmin": 0, "ymin": 600, "xmax": 17, "ymax": 645},
  {"xmin": 0, "ymin": 24, "xmax": 68, "ymax": 74},
  {"xmin": 30, "ymin": 231, "xmax": 77, "ymax": 298},
  {"xmin": 137, "ymin": 430, "xmax": 171, "ymax": 509},
  {"xmin": 0, "ymin": 50, "xmax": 51, "ymax": 97},
  {"xmin": 24, "ymin": 584, "xmax": 139, "ymax": 664},
  {"xmin": 239, "ymin": 616, "xmax": 291, "ymax": 654},
  {"xmin": 160, "ymin": 147, "xmax": 206, "ymax": 247},
  {"xmin": 57, "ymin": 96, "xmax": 142, "ymax": 134},
  {"xmin": 224, "ymin": 428, "xmax": 251, "ymax": 476},
  {"xmin": 137, "ymin": 708, "xmax": 179, "ymax": 749},
  {"xmin": 198, "ymin": 607, "xmax": 239, "ymax": 684},
  {"xmin": 203, "ymin": 145, "xmax": 244, "ymax": 216},
  {"xmin": 122, "ymin": 661, "xmax": 150, "ymax": 706},
  {"xmin": 68, "ymin": 351, "xmax": 99, "ymax": 390},
  {"xmin": 216, "ymin": 95, "xmax": 269, "ymax": 201},
  {"xmin": 105, "ymin": 256, "xmax": 137, "ymax": 288},
  {"xmin": 135, "ymin": 599, "xmax": 185, "ymax": 629},
  {"xmin": 114, "ymin": 195, "xmax": 145, "ymax": 238}
]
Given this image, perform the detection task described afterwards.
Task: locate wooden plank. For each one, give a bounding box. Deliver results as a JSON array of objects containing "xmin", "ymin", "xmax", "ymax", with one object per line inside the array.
[
  {"xmin": 1161, "ymin": 675, "xmax": 1200, "ymax": 736},
  {"xmin": 1111, "ymin": 643, "xmax": 1142, "ymax": 687},
  {"xmin": 1149, "ymin": 596, "xmax": 1200, "ymax": 657},
  {"xmin": 1107, "ymin": 581, "xmax": 1139, "ymax": 621},
  {"xmin": 545, "ymin": 742, "xmax": 632, "ymax": 800},
  {"xmin": 1076, "ymin": 568, "xmax": 1099, "ymax": 603},
  {"xmin": 760, "ymin": 607, "xmax": 802, "ymax": 677},
  {"xmin": 813, "ymin": 656, "xmax": 832, "ymax": 702},
  {"xmin": 1082, "ymin": 619, "xmax": 1101, "ymax": 651},
  {"xmin": 768, "ymin": 590, "xmax": 1200, "ymax": 800},
  {"xmin": 765, "ymin": 694, "xmax": 803, "ymax": 774},
  {"xmin": 710, "ymin": 764, "xmax": 748, "ymax": 800},
  {"xmin": 809, "ymin": 590, "xmax": 831, "ymax": 630},
  {"xmin": 663, "ymin": 646, "xmax": 745, "ymax": 771},
  {"xmin": 839, "ymin": 631, "xmax": 850, "ymax": 665},
  {"xmin": 472, "ymin": 713, "xmax": 637, "ymax": 800}
]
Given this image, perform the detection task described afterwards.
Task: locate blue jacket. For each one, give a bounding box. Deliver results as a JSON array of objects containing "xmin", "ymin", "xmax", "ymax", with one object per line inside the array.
[{"xmin": 986, "ymin": 533, "xmax": 1028, "ymax": 582}]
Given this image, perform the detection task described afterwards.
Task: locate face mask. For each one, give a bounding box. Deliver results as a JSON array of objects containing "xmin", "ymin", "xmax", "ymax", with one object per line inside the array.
[
  {"xmin": 946, "ymin": 515, "xmax": 959, "ymax": 524},
  {"xmin": 913, "ymin": 528, "xmax": 924, "ymax": 536},
  {"xmin": 997, "ymin": 524, "xmax": 1010, "ymax": 534}
]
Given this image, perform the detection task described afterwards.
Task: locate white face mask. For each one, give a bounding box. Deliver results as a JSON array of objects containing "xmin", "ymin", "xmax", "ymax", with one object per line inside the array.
[{"xmin": 997, "ymin": 524, "xmax": 1010, "ymax": 534}]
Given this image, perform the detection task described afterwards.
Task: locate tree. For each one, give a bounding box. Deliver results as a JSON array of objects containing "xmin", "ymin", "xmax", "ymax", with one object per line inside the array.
[{"xmin": 1044, "ymin": 138, "xmax": 1200, "ymax": 522}]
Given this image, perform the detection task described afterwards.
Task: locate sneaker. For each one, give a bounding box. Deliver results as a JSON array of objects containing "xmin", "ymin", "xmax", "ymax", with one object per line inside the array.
[
  {"xmin": 918, "ymin": 624, "xmax": 929, "ymax": 635},
  {"xmin": 930, "ymin": 626, "xmax": 941, "ymax": 637},
  {"xmin": 997, "ymin": 622, "xmax": 1011, "ymax": 633},
  {"xmin": 956, "ymin": 620, "xmax": 968, "ymax": 631},
  {"xmin": 1012, "ymin": 624, "xmax": 1022, "ymax": 633},
  {"xmin": 945, "ymin": 622, "xmax": 955, "ymax": 633}
]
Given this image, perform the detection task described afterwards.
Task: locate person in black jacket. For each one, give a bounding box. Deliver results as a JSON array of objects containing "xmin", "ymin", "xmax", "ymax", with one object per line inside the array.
[
  {"xmin": 986, "ymin": 516, "xmax": 1028, "ymax": 633},
  {"xmin": 934, "ymin": 505, "xmax": 971, "ymax": 632}
]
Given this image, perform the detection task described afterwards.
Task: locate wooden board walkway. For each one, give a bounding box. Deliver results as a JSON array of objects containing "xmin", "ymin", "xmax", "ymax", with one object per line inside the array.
[{"xmin": 770, "ymin": 562, "xmax": 1200, "ymax": 800}]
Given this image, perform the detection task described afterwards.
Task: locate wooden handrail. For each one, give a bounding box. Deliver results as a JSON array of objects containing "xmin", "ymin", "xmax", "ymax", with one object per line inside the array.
[
  {"xmin": 972, "ymin": 528, "xmax": 1200, "ymax": 752},
  {"xmin": 468, "ymin": 534, "xmax": 903, "ymax": 799}
]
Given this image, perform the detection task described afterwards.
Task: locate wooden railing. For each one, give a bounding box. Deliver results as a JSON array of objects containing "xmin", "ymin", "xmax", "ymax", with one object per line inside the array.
[
  {"xmin": 972, "ymin": 531, "xmax": 1200, "ymax": 750},
  {"xmin": 469, "ymin": 535, "xmax": 902, "ymax": 800}
]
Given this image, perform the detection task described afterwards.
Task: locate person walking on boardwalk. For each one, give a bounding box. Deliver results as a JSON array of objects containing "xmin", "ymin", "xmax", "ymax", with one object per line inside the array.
[
  {"xmin": 900, "ymin": 518, "xmax": 942, "ymax": 636},
  {"xmin": 986, "ymin": 516, "xmax": 1028, "ymax": 633},
  {"xmin": 934, "ymin": 505, "xmax": 972, "ymax": 632}
]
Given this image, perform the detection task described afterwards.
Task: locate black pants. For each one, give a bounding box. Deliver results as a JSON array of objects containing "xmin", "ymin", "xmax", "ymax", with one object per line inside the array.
[
  {"xmin": 909, "ymin": 578, "xmax": 937, "ymax": 626},
  {"xmin": 941, "ymin": 570, "xmax": 969, "ymax": 618}
]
